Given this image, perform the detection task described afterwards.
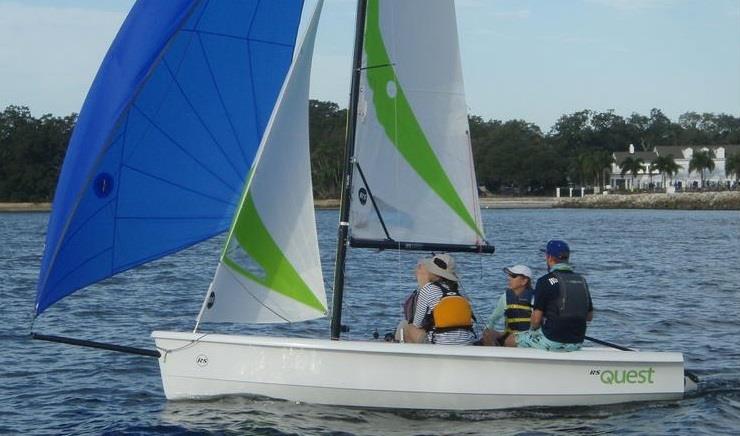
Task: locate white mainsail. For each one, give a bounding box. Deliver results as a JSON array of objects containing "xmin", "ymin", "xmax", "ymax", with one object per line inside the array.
[
  {"xmin": 349, "ymin": 0, "xmax": 485, "ymax": 246},
  {"xmin": 198, "ymin": 2, "xmax": 327, "ymax": 324}
]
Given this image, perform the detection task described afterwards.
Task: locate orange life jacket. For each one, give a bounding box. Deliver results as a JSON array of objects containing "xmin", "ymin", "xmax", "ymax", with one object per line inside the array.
[{"xmin": 430, "ymin": 284, "xmax": 474, "ymax": 333}]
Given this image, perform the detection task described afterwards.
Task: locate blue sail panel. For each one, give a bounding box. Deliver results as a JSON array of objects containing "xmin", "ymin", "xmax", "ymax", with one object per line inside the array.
[
  {"xmin": 36, "ymin": 0, "xmax": 305, "ymax": 315},
  {"xmin": 114, "ymin": 218, "xmax": 229, "ymax": 272},
  {"xmin": 194, "ymin": 0, "xmax": 259, "ymax": 38}
]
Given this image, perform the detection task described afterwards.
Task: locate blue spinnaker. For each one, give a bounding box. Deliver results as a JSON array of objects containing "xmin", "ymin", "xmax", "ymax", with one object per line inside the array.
[{"xmin": 36, "ymin": 0, "xmax": 305, "ymax": 315}]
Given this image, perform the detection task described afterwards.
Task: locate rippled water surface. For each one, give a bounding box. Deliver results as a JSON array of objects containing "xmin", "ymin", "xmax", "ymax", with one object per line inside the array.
[{"xmin": 2, "ymin": 209, "xmax": 739, "ymax": 434}]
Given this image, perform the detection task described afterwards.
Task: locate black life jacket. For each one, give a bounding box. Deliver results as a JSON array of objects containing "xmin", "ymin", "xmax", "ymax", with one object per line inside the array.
[
  {"xmin": 543, "ymin": 271, "xmax": 591, "ymax": 324},
  {"xmin": 504, "ymin": 287, "xmax": 534, "ymax": 333}
]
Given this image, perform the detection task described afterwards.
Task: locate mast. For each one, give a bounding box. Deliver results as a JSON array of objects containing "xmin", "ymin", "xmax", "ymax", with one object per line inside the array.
[{"xmin": 331, "ymin": 0, "xmax": 368, "ymax": 340}]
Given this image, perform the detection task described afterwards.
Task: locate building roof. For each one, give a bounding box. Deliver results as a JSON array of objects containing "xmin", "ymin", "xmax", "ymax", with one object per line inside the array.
[
  {"xmin": 613, "ymin": 151, "xmax": 657, "ymax": 165},
  {"xmin": 655, "ymin": 144, "xmax": 740, "ymax": 158},
  {"xmin": 654, "ymin": 146, "xmax": 686, "ymax": 158},
  {"xmin": 723, "ymin": 145, "xmax": 740, "ymax": 156}
]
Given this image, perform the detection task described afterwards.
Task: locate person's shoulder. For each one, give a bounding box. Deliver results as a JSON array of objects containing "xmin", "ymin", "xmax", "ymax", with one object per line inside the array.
[
  {"xmin": 535, "ymin": 272, "xmax": 560, "ymax": 294},
  {"xmin": 535, "ymin": 272, "xmax": 556, "ymax": 286},
  {"xmin": 419, "ymin": 282, "xmax": 443, "ymax": 296},
  {"xmin": 421, "ymin": 281, "xmax": 441, "ymax": 290}
]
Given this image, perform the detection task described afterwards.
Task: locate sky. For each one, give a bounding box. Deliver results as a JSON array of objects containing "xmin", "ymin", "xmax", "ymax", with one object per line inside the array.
[{"xmin": 0, "ymin": 0, "xmax": 738, "ymax": 131}]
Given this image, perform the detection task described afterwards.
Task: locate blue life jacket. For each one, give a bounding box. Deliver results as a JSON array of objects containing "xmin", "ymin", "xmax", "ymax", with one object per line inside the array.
[{"xmin": 504, "ymin": 287, "xmax": 534, "ymax": 333}]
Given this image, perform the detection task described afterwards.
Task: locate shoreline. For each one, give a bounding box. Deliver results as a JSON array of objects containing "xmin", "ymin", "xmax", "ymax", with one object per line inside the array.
[
  {"xmin": 317, "ymin": 197, "xmax": 558, "ymax": 209},
  {"xmin": 2, "ymin": 192, "xmax": 738, "ymax": 212},
  {"xmin": 0, "ymin": 198, "xmax": 556, "ymax": 212},
  {"xmin": 0, "ymin": 202, "xmax": 52, "ymax": 212},
  {"xmin": 556, "ymin": 191, "xmax": 740, "ymax": 210}
]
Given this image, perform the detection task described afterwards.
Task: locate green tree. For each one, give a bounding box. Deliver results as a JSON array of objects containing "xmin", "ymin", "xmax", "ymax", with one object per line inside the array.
[
  {"xmin": 724, "ymin": 152, "xmax": 740, "ymax": 184},
  {"xmin": 308, "ymin": 100, "xmax": 346, "ymax": 198},
  {"xmin": 647, "ymin": 160, "xmax": 657, "ymax": 190},
  {"xmin": 627, "ymin": 112, "xmax": 650, "ymax": 151},
  {"xmin": 652, "ymin": 155, "xmax": 681, "ymax": 188},
  {"xmin": 676, "ymin": 111, "xmax": 710, "ymax": 145},
  {"xmin": 575, "ymin": 152, "xmax": 594, "ymax": 186},
  {"xmin": 589, "ymin": 110, "xmax": 637, "ymax": 153},
  {"xmin": 3, "ymin": 102, "xmax": 739, "ymax": 201},
  {"xmin": 593, "ymin": 150, "xmax": 615, "ymax": 190},
  {"xmin": 575, "ymin": 149, "xmax": 613, "ymax": 189},
  {"xmin": 645, "ymin": 108, "xmax": 676, "ymax": 148},
  {"xmin": 619, "ymin": 156, "xmax": 644, "ymax": 191},
  {"xmin": 472, "ymin": 118, "xmax": 560, "ymax": 194},
  {"xmin": 0, "ymin": 105, "xmax": 75, "ymax": 201},
  {"xmin": 688, "ymin": 150, "xmax": 715, "ymax": 188}
]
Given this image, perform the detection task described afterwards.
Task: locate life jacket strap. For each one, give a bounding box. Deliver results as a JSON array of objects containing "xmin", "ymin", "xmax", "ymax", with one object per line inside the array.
[{"xmin": 506, "ymin": 304, "xmax": 531, "ymax": 311}]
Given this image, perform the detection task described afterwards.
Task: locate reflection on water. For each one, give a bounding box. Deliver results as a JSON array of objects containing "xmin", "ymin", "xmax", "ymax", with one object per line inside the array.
[
  {"xmin": 2, "ymin": 209, "xmax": 739, "ymax": 434},
  {"xmin": 157, "ymin": 393, "xmax": 720, "ymax": 435}
]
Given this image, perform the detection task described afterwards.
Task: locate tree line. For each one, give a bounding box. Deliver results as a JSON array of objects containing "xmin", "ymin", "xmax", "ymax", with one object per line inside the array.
[{"xmin": 1, "ymin": 103, "xmax": 739, "ymax": 202}]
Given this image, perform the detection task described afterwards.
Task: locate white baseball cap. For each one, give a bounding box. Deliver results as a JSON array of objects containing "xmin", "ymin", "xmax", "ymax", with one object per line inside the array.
[{"xmin": 503, "ymin": 264, "xmax": 533, "ymax": 281}]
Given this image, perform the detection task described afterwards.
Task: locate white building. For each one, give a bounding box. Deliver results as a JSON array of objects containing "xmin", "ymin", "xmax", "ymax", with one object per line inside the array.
[{"xmin": 609, "ymin": 143, "xmax": 740, "ymax": 190}]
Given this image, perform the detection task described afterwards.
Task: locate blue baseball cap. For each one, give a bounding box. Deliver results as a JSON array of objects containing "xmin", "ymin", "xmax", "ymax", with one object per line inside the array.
[{"xmin": 541, "ymin": 240, "xmax": 570, "ymax": 259}]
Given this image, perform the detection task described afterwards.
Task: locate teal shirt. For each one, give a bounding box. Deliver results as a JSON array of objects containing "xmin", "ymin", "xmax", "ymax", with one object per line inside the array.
[
  {"xmin": 486, "ymin": 292, "xmax": 508, "ymax": 331},
  {"xmin": 550, "ymin": 262, "xmax": 574, "ymax": 272}
]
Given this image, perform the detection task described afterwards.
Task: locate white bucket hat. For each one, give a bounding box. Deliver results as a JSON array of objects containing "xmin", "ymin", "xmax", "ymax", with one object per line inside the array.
[
  {"xmin": 503, "ymin": 264, "xmax": 533, "ymax": 281},
  {"xmin": 421, "ymin": 253, "xmax": 458, "ymax": 282}
]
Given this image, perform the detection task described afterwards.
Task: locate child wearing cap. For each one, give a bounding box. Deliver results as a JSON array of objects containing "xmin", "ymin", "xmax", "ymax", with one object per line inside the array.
[{"xmin": 482, "ymin": 264, "xmax": 534, "ymax": 346}]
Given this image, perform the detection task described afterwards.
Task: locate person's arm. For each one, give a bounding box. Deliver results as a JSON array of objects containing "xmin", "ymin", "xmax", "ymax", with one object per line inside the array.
[
  {"xmin": 530, "ymin": 309, "xmax": 544, "ymax": 329},
  {"xmin": 402, "ymin": 322, "xmax": 428, "ymax": 343},
  {"xmin": 482, "ymin": 294, "xmax": 507, "ymax": 345},
  {"xmin": 412, "ymin": 284, "xmax": 431, "ymax": 328},
  {"xmin": 530, "ymin": 277, "xmax": 549, "ymax": 330},
  {"xmin": 486, "ymin": 293, "xmax": 507, "ymax": 330},
  {"xmin": 404, "ymin": 284, "xmax": 435, "ymax": 343}
]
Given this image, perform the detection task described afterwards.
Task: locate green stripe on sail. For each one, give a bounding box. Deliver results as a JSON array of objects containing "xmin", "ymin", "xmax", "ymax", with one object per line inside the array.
[
  {"xmin": 223, "ymin": 194, "xmax": 326, "ymax": 313},
  {"xmin": 364, "ymin": 0, "xmax": 482, "ymax": 238}
]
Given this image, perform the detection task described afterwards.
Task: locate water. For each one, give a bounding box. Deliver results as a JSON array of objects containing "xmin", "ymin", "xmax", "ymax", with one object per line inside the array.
[{"xmin": 2, "ymin": 209, "xmax": 739, "ymax": 434}]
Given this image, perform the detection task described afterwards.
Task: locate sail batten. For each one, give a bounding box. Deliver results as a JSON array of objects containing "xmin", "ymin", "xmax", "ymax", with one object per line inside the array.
[{"xmin": 36, "ymin": 0, "xmax": 306, "ymax": 315}]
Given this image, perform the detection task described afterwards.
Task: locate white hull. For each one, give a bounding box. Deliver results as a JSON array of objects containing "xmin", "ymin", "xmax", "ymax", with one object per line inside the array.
[{"xmin": 152, "ymin": 331, "xmax": 689, "ymax": 410}]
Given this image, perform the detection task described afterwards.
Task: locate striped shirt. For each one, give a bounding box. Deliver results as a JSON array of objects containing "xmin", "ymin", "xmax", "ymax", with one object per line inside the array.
[{"xmin": 412, "ymin": 282, "xmax": 476, "ymax": 345}]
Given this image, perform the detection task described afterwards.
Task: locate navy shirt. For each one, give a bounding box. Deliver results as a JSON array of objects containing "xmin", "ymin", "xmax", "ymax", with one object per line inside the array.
[{"xmin": 533, "ymin": 268, "xmax": 593, "ymax": 344}]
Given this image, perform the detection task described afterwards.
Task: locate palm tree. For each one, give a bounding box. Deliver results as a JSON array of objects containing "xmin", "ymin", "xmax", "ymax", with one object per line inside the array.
[
  {"xmin": 577, "ymin": 149, "xmax": 614, "ymax": 190},
  {"xmin": 647, "ymin": 161, "xmax": 657, "ymax": 190},
  {"xmin": 619, "ymin": 156, "xmax": 644, "ymax": 191},
  {"xmin": 653, "ymin": 155, "xmax": 681, "ymax": 189},
  {"xmin": 726, "ymin": 153, "xmax": 740, "ymax": 185},
  {"xmin": 689, "ymin": 150, "xmax": 715, "ymax": 189},
  {"xmin": 593, "ymin": 150, "xmax": 614, "ymax": 190},
  {"xmin": 576, "ymin": 153, "xmax": 595, "ymax": 187}
]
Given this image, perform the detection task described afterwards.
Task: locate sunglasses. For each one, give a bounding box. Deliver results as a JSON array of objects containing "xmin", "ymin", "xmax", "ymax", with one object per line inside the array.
[{"xmin": 507, "ymin": 273, "xmax": 524, "ymax": 279}]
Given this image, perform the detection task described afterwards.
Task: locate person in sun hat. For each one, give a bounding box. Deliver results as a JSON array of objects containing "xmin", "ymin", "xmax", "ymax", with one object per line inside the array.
[
  {"xmin": 395, "ymin": 253, "xmax": 477, "ymax": 345},
  {"xmin": 503, "ymin": 240, "xmax": 594, "ymax": 351},
  {"xmin": 481, "ymin": 264, "xmax": 534, "ymax": 346}
]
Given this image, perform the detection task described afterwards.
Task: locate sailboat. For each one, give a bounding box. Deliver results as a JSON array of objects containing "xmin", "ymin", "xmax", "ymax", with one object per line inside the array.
[{"xmin": 33, "ymin": 0, "xmax": 696, "ymax": 410}]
